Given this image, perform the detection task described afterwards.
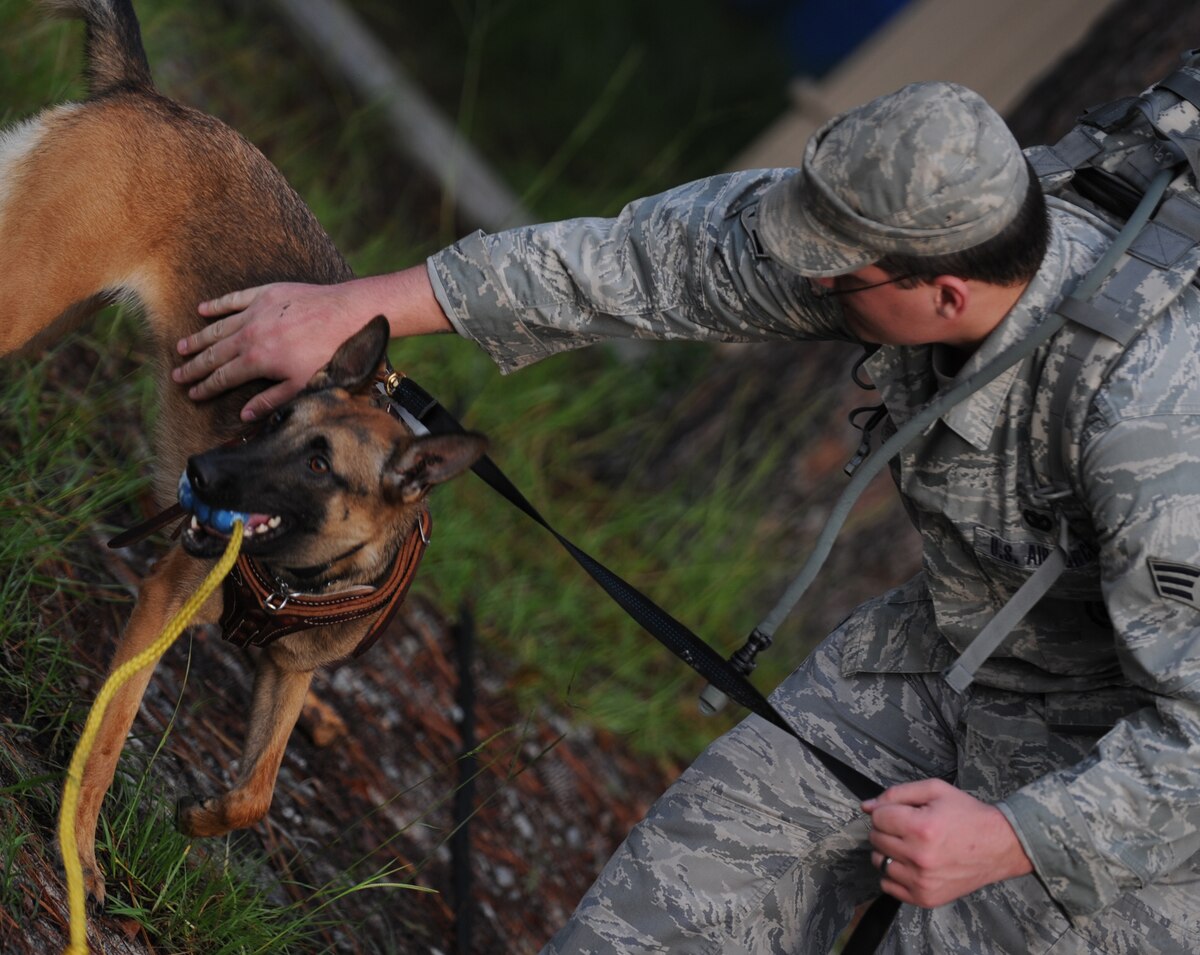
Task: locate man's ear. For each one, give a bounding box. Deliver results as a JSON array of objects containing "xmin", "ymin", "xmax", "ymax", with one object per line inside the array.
[
  {"xmin": 383, "ymin": 433, "xmax": 489, "ymax": 504},
  {"xmin": 306, "ymin": 315, "xmax": 391, "ymax": 394},
  {"xmin": 932, "ymin": 276, "xmax": 970, "ymax": 321}
]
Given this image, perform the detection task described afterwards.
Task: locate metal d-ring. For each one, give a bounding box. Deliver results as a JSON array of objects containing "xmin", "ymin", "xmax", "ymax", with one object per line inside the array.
[{"xmin": 264, "ymin": 583, "xmax": 292, "ymax": 613}]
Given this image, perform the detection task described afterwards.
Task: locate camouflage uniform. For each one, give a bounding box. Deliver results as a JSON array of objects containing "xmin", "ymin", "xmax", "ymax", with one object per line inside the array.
[{"xmin": 426, "ymin": 97, "xmax": 1200, "ymax": 951}]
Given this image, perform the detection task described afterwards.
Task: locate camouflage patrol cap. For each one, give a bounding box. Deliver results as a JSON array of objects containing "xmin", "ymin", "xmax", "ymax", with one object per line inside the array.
[{"xmin": 756, "ymin": 81, "xmax": 1029, "ymax": 277}]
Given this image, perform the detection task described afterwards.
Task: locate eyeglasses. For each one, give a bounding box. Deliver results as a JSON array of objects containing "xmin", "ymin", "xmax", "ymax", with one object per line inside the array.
[{"xmin": 809, "ymin": 274, "xmax": 917, "ymax": 298}]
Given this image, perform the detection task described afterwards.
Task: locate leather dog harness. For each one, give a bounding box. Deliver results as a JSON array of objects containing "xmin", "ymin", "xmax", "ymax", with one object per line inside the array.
[{"xmin": 219, "ymin": 509, "xmax": 430, "ymax": 657}]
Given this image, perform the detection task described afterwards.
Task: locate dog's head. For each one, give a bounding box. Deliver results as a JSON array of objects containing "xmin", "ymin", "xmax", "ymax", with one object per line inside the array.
[{"xmin": 179, "ymin": 316, "xmax": 486, "ymax": 587}]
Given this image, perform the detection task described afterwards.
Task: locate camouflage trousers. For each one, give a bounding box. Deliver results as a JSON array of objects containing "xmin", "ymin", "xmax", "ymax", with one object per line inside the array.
[{"xmin": 541, "ymin": 580, "xmax": 1200, "ymax": 954}]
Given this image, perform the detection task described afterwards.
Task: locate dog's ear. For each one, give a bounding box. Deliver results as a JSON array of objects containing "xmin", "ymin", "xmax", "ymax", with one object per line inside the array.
[
  {"xmin": 306, "ymin": 315, "xmax": 390, "ymax": 394},
  {"xmin": 383, "ymin": 433, "xmax": 488, "ymax": 504}
]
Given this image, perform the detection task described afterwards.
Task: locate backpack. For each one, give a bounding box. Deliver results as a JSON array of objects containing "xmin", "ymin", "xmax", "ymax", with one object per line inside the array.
[{"xmin": 1027, "ymin": 49, "xmax": 1200, "ymax": 496}]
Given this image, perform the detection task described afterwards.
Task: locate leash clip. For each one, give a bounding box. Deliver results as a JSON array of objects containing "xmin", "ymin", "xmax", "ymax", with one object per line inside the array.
[{"xmin": 382, "ymin": 370, "xmax": 403, "ymax": 397}]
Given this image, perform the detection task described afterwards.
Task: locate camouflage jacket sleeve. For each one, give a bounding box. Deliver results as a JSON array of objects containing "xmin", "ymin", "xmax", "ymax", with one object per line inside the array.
[
  {"xmin": 424, "ymin": 171, "xmax": 853, "ymax": 373},
  {"xmin": 998, "ymin": 311, "xmax": 1200, "ymax": 919}
]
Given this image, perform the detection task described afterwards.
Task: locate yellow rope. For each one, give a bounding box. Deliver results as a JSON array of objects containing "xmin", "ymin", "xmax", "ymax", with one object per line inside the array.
[{"xmin": 58, "ymin": 521, "xmax": 244, "ymax": 955}]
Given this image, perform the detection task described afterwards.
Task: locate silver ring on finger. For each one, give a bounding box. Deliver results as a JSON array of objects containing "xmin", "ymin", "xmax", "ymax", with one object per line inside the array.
[{"xmin": 880, "ymin": 856, "xmax": 893, "ymax": 877}]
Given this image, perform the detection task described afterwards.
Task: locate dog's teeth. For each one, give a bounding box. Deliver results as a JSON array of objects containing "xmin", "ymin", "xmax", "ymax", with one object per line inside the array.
[
  {"xmin": 268, "ymin": 516, "xmax": 281, "ymax": 528},
  {"xmin": 190, "ymin": 516, "xmax": 201, "ymax": 531}
]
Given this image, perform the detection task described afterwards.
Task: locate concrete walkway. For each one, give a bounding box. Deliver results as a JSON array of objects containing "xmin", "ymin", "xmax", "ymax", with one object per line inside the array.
[{"xmin": 733, "ymin": 0, "xmax": 1122, "ymax": 170}]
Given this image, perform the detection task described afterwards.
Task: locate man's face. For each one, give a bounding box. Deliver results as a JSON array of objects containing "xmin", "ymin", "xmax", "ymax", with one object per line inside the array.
[{"xmin": 808, "ymin": 266, "xmax": 947, "ymax": 347}]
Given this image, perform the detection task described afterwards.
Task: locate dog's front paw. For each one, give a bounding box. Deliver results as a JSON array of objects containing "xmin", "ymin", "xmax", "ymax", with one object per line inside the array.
[
  {"xmin": 83, "ymin": 862, "xmax": 107, "ymax": 909},
  {"xmin": 175, "ymin": 794, "xmax": 208, "ymax": 837},
  {"xmin": 59, "ymin": 839, "xmax": 106, "ymax": 908},
  {"xmin": 176, "ymin": 794, "xmax": 236, "ymax": 839}
]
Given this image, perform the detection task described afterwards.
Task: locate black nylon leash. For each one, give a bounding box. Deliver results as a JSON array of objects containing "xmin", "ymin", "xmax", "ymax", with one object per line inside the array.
[
  {"xmin": 389, "ymin": 375, "xmax": 883, "ymax": 805},
  {"xmin": 392, "ymin": 376, "xmax": 900, "ymax": 955}
]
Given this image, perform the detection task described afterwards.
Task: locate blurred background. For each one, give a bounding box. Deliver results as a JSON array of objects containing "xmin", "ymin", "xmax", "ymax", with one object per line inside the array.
[{"xmin": 2, "ymin": 0, "xmax": 1195, "ymax": 951}]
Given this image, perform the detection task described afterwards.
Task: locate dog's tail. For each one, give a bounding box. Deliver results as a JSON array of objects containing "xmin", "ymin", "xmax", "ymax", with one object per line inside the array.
[{"xmin": 41, "ymin": 0, "xmax": 154, "ymax": 96}]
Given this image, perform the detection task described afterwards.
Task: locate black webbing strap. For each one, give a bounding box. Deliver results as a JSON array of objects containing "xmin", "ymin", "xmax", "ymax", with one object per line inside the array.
[
  {"xmin": 1157, "ymin": 69, "xmax": 1200, "ymax": 114},
  {"xmin": 107, "ymin": 502, "xmax": 185, "ymax": 549},
  {"xmin": 389, "ymin": 375, "xmax": 883, "ymax": 803}
]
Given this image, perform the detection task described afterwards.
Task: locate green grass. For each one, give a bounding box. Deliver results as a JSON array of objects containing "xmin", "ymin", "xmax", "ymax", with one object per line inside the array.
[
  {"xmin": 98, "ymin": 762, "xmax": 320, "ymax": 953},
  {"xmin": 0, "ymin": 330, "xmax": 146, "ymax": 728},
  {"xmin": 1, "ymin": 0, "xmax": 800, "ymax": 949}
]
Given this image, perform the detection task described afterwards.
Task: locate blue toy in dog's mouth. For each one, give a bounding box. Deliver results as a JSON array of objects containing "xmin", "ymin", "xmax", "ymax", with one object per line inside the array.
[
  {"xmin": 177, "ymin": 471, "xmax": 283, "ymax": 540},
  {"xmin": 177, "ymin": 471, "xmax": 249, "ymax": 534}
]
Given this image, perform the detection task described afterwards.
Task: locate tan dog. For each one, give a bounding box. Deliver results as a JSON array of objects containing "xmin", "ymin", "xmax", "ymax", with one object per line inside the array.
[{"xmin": 1, "ymin": 0, "xmax": 485, "ymax": 903}]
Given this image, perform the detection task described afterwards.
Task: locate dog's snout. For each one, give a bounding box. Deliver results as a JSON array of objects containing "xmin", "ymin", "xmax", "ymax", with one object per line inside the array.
[
  {"xmin": 185, "ymin": 447, "xmax": 263, "ymax": 507},
  {"xmin": 186, "ymin": 454, "xmax": 216, "ymax": 494}
]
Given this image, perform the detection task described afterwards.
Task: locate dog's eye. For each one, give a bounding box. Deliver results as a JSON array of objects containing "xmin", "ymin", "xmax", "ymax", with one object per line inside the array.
[{"xmin": 308, "ymin": 455, "xmax": 330, "ymax": 474}]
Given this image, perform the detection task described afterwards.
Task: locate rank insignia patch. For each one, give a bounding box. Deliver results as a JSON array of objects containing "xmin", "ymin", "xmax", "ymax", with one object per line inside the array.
[{"xmin": 1148, "ymin": 558, "xmax": 1200, "ymax": 610}]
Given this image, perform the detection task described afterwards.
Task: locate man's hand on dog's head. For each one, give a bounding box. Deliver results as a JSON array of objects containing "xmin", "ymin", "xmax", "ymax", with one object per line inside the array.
[
  {"xmin": 177, "ymin": 280, "xmax": 362, "ymax": 421},
  {"xmin": 178, "ymin": 267, "xmax": 453, "ymax": 421}
]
